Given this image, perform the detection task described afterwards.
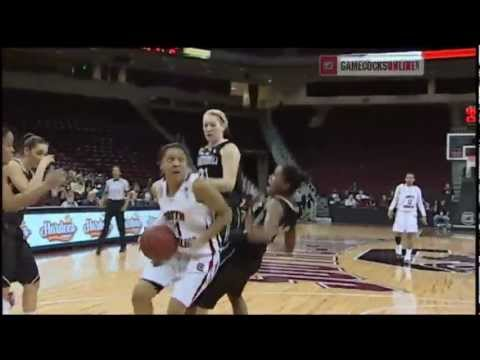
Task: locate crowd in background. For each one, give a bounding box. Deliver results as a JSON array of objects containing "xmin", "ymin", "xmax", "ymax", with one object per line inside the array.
[
  {"xmin": 326, "ymin": 181, "xmax": 455, "ymax": 225},
  {"xmin": 40, "ymin": 168, "xmax": 158, "ymax": 209}
]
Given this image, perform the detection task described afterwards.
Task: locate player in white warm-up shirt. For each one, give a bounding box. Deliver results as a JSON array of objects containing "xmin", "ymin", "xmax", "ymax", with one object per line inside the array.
[{"xmin": 388, "ymin": 173, "xmax": 427, "ymax": 265}]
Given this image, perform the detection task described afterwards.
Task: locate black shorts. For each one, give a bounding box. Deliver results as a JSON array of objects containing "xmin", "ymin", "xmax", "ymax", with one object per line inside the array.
[
  {"xmin": 193, "ymin": 249, "xmax": 262, "ymax": 310},
  {"xmin": 2, "ymin": 224, "xmax": 39, "ymax": 288}
]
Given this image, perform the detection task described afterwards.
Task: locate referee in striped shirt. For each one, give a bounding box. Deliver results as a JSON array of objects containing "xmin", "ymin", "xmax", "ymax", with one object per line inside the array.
[{"xmin": 96, "ymin": 165, "xmax": 130, "ymax": 255}]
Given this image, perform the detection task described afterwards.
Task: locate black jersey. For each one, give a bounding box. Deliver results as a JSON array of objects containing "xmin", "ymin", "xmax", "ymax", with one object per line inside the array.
[
  {"xmin": 197, "ymin": 141, "xmax": 243, "ymax": 208},
  {"xmin": 238, "ymin": 195, "xmax": 300, "ymax": 260},
  {"xmin": 3, "ymin": 159, "xmax": 34, "ymax": 227}
]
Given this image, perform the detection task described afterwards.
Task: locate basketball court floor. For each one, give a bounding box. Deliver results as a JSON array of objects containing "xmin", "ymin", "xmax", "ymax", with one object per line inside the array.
[{"xmin": 8, "ymin": 224, "xmax": 475, "ymax": 315}]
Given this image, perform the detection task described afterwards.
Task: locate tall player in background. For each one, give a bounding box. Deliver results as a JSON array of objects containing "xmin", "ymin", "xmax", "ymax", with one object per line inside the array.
[
  {"xmin": 388, "ymin": 173, "xmax": 427, "ymax": 266},
  {"xmin": 197, "ymin": 109, "xmax": 242, "ymax": 264},
  {"xmin": 131, "ymin": 143, "xmax": 232, "ymax": 314},
  {"xmin": 2, "ymin": 127, "xmax": 66, "ymax": 314}
]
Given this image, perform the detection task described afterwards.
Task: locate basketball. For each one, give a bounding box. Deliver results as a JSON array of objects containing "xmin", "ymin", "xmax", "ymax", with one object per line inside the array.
[{"xmin": 139, "ymin": 225, "xmax": 178, "ymax": 261}]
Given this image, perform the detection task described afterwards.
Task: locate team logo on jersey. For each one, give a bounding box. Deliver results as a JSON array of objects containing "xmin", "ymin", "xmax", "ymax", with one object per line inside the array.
[
  {"xmin": 196, "ymin": 263, "xmax": 205, "ymax": 272},
  {"xmin": 125, "ymin": 214, "xmax": 143, "ymax": 235},
  {"xmin": 358, "ymin": 249, "xmax": 475, "ymax": 273},
  {"xmin": 20, "ymin": 220, "xmax": 31, "ymax": 240},
  {"xmin": 83, "ymin": 218, "xmax": 112, "ymax": 238},
  {"xmin": 40, "ymin": 215, "xmax": 77, "ymax": 242},
  {"xmin": 250, "ymin": 241, "xmax": 393, "ymax": 292}
]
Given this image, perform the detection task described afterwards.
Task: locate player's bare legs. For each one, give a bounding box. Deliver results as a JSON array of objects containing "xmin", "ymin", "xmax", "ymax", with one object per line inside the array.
[
  {"xmin": 132, "ymin": 280, "xmax": 158, "ymax": 314},
  {"xmin": 2, "ymin": 287, "xmax": 13, "ymax": 314},
  {"xmin": 166, "ymin": 297, "xmax": 187, "ymax": 315},
  {"xmin": 185, "ymin": 306, "xmax": 208, "ymax": 315},
  {"xmin": 22, "ymin": 280, "xmax": 39, "ymax": 314},
  {"xmin": 394, "ymin": 232, "xmax": 403, "ymax": 259},
  {"xmin": 228, "ymin": 294, "xmax": 248, "ymax": 315},
  {"xmin": 403, "ymin": 233, "xmax": 415, "ymax": 265}
]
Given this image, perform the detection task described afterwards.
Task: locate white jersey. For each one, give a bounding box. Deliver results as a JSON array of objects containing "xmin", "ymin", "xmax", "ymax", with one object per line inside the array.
[
  {"xmin": 153, "ymin": 173, "xmax": 216, "ymax": 256},
  {"xmin": 142, "ymin": 173, "xmax": 221, "ymax": 306},
  {"xmin": 388, "ymin": 184, "xmax": 426, "ymax": 217}
]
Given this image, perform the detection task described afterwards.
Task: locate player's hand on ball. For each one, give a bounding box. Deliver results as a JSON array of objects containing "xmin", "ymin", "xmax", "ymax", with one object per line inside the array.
[{"xmin": 421, "ymin": 217, "xmax": 428, "ymax": 225}]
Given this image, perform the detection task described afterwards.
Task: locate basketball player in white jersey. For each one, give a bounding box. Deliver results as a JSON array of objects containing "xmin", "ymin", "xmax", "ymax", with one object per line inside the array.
[
  {"xmin": 131, "ymin": 143, "xmax": 232, "ymax": 315},
  {"xmin": 388, "ymin": 173, "xmax": 427, "ymax": 265}
]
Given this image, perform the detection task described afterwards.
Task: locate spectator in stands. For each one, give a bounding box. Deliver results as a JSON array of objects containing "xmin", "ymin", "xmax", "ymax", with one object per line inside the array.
[
  {"xmin": 70, "ymin": 174, "xmax": 85, "ymax": 197},
  {"xmin": 133, "ymin": 182, "xmax": 141, "ymax": 194},
  {"xmin": 350, "ymin": 181, "xmax": 358, "ymax": 193},
  {"xmin": 61, "ymin": 190, "xmax": 78, "ymax": 208},
  {"xmin": 80, "ymin": 190, "xmax": 99, "ymax": 207},
  {"xmin": 342, "ymin": 190, "xmax": 350, "ymax": 200},
  {"xmin": 44, "ymin": 187, "xmax": 63, "ymax": 206},
  {"xmin": 344, "ymin": 194, "xmax": 358, "ymax": 208},
  {"xmin": 442, "ymin": 182, "xmax": 454, "ymax": 204},
  {"xmin": 433, "ymin": 199, "xmax": 450, "ymax": 231},
  {"xmin": 127, "ymin": 190, "xmax": 140, "ymax": 208},
  {"xmin": 141, "ymin": 192, "xmax": 157, "ymax": 208},
  {"xmin": 378, "ymin": 194, "xmax": 389, "ymax": 208},
  {"xmin": 355, "ymin": 189, "xmax": 370, "ymax": 201},
  {"xmin": 329, "ymin": 189, "xmax": 341, "ymax": 205}
]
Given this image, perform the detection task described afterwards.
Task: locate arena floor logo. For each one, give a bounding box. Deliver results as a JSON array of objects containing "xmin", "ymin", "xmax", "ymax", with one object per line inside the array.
[
  {"xmin": 39, "ymin": 215, "xmax": 77, "ymax": 242},
  {"xmin": 125, "ymin": 214, "xmax": 143, "ymax": 236},
  {"xmin": 250, "ymin": 241, "xmax": 393, "ymax": 292},
  {"xmin": 358, "ymin": 249, "xmax": 475, "ymax": 273},
  {"xmin": 20, "ymin": 220, "xmax": 32, "ymax": 240},
  {"xmin": 83, "ymin": 218, "xmax": 113, "ymax": 239}
]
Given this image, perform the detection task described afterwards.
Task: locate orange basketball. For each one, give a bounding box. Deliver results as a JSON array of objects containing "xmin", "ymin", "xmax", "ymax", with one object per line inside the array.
[{"xmin": 140, "ymin": 225, "xmax": 178, "ymax": 261}]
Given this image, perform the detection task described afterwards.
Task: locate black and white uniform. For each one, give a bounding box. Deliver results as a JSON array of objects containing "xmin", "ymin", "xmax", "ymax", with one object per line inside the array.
[
  {"xmin": 97, "ymin": 177, "xmax": 129, "ymax": 249},
  {"xmin": 193, "ymin": 195, "xmax": 299, "ymax": 309},
  {"xmin": 197, "ymin": 141, "xmax": 243, "ymax": 264},
  {"xmin": 2, "ymin": 159, "xmax": 39, "ymax": 289},
  {"xmin": 389, "ymin": 184, "xmax": 426, "ymax": 234},
  {"xmin": 141, "ymin": 173, "xmax": 221, "ymax": 307}
]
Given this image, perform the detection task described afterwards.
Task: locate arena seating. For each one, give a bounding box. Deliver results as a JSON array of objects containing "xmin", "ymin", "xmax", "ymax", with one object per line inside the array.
[{"xmin": 272, "ymin": 105, "xmax": 451, "ymax": 198}]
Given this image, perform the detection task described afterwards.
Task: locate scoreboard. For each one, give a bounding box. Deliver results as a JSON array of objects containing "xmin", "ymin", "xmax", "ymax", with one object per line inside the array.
[{"xmin": 140, "ymin": 47, "xmax": 211, "ymax": 60}]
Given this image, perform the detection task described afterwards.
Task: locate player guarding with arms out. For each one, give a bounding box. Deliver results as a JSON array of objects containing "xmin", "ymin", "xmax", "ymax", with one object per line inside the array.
[
  {"xmin": 131, "ymin": 143, "xmax": 232, "ymax": 315},
  {"xmin": 197, "ymin": 109, "xmax": 242, "ymax": 262},
  {"xmin": 2, "ymin": 126, "xmax": 66, "ymax": 314},
  {"xmin": 188, "ymin": 165, "xmax": 303, "ymax": 315},
  {"xmin": 388, "ymin": 173, "xmax": 427, "ymax": 266}
]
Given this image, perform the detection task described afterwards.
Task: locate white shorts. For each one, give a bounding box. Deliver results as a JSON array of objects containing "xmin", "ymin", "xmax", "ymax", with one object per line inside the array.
[
  {"xmin": 393, "ymin": 211, "xmax": 418, "ymax": 234},
  {"xmin": 141, "ymin": 245, "xmax": 220, "ymax": 307}
]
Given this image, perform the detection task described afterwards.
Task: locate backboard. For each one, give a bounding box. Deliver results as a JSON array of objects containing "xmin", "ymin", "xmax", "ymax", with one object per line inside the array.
[{"xmin": 446, "ymin": 133, "xmax": 475, "ymax": 160}]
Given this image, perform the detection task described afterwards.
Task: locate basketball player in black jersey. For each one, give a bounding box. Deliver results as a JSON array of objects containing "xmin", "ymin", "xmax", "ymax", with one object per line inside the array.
[
  {"xmin": 197, "ymin": 109, "xmax": 242, "ymax": 263},
  {"xmin": 3, "ymin": 133, "xmax": 58, "ymax": 314},
  {"xmin": 2, "ymin": 127, "xmax": 66, "ymax": 314},
  {"xmin": 189, "ymin": 165, "xmax": 305, "ymax": 315}
]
